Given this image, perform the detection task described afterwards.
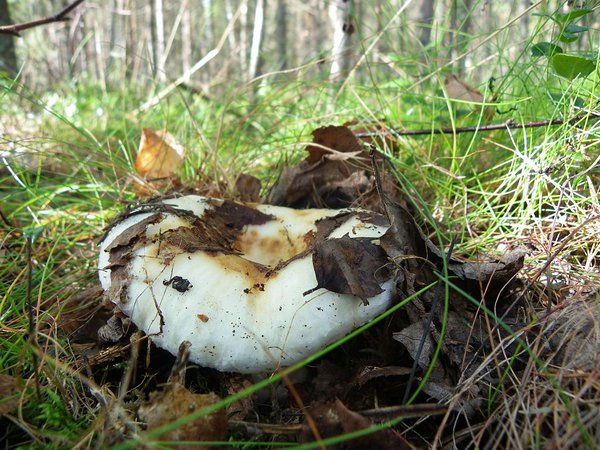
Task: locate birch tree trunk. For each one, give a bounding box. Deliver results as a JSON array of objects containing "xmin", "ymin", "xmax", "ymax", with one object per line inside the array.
[
  {"xmin": 201, "ymin": 0, "xmax": 213, "ymax": 83},
  {"xmin": 202, "ymin": 0, "xmax": 213, "ymax": 50},
  {"xmin": 225, "ymin": 0, "xmax": 238, "ymax": 79},
  {"xmin": 329, "ymin": 0, "xmax": 354, "ymax": 81},
  {"xmin": 182, "ymin": 2, "xmax": 191, "ymax": 79},
  {"xmin": 150, "ymin": 0, "xmax": 166, "ymax": 82},
  {"xmin": 248, "ymin": 0, "xmax": 265, "ymax": 80},
  {"xmin": 239, "ymin": 0, "xmax": 249, "ymax": 78}
]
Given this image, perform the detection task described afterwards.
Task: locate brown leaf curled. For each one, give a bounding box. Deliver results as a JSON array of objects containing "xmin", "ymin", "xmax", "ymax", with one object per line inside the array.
[
  {"xmin": 134, "ymin": 128, "xmax": 186, "ymax": 179},
  {"xmin": 306, "ymin": 235, "xmax": 389, "ymax": 304},
  {"xmin": 306, "ymin": 125, "xmax": 365, "ymax": 163}
]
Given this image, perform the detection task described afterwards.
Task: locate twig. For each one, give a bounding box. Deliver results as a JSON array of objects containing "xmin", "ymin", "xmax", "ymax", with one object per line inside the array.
[
  {"xmin": 355, "ymin": 112, "xmax": 600, "ymax": 138},
  {"xmin": 0, "ymin": 0, "xmax": 84, "ymax": 37},
  {"xmin": 26, "ymin": 233, "xmax": 42, "ymax": 400},
  {"xmin": 0, "ymin": 207, "xmax": 14, "ymax": 228}
]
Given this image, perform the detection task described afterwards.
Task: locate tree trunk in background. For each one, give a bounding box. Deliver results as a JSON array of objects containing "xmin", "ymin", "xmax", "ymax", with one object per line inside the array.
[
  {"xmin": 312, "ymin": 0, "xmax": 327, "ymax": 64},
  {"xmin": 239, "ymin": 0, "xmax": 249, "ymax": 77},
  {"xmin": 224, "ymin": 0, "xmax": 238, "ymax": 80},
  {"xmin": 275, "ymin": 0, "xmax": 287, "ymax": 69},
  {"xmin": 297, "ymin": 2, "xmax": 313, "ymax": 65},
  {"xmin": 124, "ymin": 0, "xmax": 136, "ymax": 81},
  {"xmin": 5, "ymin": 1, "xmax": 538, "ymax": 91},
  {"xmin": 93, "ymin": 11, "xmax": 108, "ymax": 91},
  {"xmin": 445, "ymin": 0, "xmax": 473, "ymax": 71},
  {"xmin": 107, "ymin": 0, "xmax": 119, "ymax": 82},
  {"xmin": 150, "ymin": 0, "xmax": 166, "ymax": 82},
  {"xmin": 0, "ymin": 0, "xmax": 18, "ymax": 77},
  {"xmin": 520, "ymin": 0, "xmax": 529, "ymax": 41},
  {"xmin": 248, "ymin": 0, "xmax": 264, "ymax": 80},
  {"xmin": 419, "ymin": 0, "xmax": 435, "ymax": 46},
  {"xmin": 458, "ymin": 0, "xmax": 473, "ymax": 71},
  {"xmin": 182, "ymin": 2, "xmax": 191, "ymax": 80},
  {"xmin": 202, "ymin": 0, "xmax": 213, "ymax": 50},
  {"xmin": 66, "ymin": 3, "xmax": 81, "ymax": 78},
  {"xmin": 202, "ymin": 0, "xmax": 213, "ymax": 82},
  {"xmin": 447, "ymin": 0, "xmax": 457, "ymax": 62},
  {"xmin": 329, "ymin": 0, "xmax": 354, "ymax": 81}
]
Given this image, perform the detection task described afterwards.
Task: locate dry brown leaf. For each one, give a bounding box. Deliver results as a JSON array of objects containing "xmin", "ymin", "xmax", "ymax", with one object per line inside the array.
[
  {"xmin": 134, "ymin": 128, "xmax": 186, "ymax": 179},
  {"xmin": 306, "ymin": 236, "xmax": 389, "ymax": 304},
  {"xmin": 0, "ymin": 374, "xmax": 22, "ymax": 416},
  {"xmin": 226, "ymin": 376, "xmax": 256, "ymax": 421},
  {"xmin": 392, "ymin": 321, "xmax": 455, "ymax": 402},
  {"xmin": 301, "ymin": 399, "xmax": 413, "ymax": 449},
  {"xmin": 137, "ymin": 340, "xmax": 227, "ymax": 448},
  {"xmin": 543, "ymin": 297, "xmax": 600, "ymax": 372},
  {"xmin": 139, "ymin": 384, "xmax": 227, "ymax": 449},
  {"xmin": 306, "ymin": 125, "xmax": 365, "ymax": 164},
  {"xmin": 235, "ymin": 173, "xmax": 261, "ymax": 202},
  {"xmin": 444, "ymin": 75, "xmax": 485, "ymax": 103},
  {"xmin": 444, "ymin": 75, "xmax": 495, "ymax": 120},
  {"xmin": 268, "ymin": 125, "xmax": 379, "ymax": 209}
]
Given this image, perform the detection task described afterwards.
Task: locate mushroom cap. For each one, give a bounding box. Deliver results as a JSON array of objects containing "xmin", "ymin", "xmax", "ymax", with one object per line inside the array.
[{"xmin": 98, "ymin": 195, "xmax": 394, "ymax": 373}]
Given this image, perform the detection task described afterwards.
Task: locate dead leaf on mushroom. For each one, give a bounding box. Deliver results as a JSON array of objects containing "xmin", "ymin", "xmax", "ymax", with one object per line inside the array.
[
  {"xmin": 306, "ymin": 236, "xmax": 389, "ymax": 304},
  {"xmin": 134, "ymin": 128, "xmax": 186, "ymax": 179}
]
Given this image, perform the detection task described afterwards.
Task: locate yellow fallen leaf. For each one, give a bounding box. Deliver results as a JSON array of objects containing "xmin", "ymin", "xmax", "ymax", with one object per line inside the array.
[{"xmin": 134, "ymin": 128, "xmax": 186, "ymax": 179}]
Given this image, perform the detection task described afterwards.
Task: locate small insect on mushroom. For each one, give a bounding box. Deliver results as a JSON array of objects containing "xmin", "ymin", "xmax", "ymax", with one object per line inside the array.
[{"xmin": 98, "ymin": 195, "xmax": 395, "ymax": 373}]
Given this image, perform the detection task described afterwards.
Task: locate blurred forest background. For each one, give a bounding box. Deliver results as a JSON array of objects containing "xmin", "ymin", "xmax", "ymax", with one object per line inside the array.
[{"xmin": 2, "ymin": 0, "xmax": 598, "ymax": 94}]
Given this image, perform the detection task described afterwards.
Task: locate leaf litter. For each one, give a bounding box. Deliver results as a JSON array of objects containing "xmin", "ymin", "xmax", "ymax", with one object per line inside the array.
[{"xmin": 60, "ymin": 124, "xmax": 544, "ymax": 448}]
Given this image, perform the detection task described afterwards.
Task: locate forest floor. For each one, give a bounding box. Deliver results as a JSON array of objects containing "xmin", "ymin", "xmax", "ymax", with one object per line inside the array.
[{"xmin": 1, "ymin": 67, "xmax": 599, "ymax": 449}]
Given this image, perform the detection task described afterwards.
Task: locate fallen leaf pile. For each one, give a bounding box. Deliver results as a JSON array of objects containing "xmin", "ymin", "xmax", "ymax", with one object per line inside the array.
[{"xmin": 268, "ymin": 125, "xmax": 401, "ymax": 211}]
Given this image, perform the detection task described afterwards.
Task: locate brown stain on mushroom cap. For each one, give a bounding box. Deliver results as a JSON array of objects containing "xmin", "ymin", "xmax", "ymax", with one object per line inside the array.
[
  {"xmin": 235, "ymin": 226, "xmax": 310, "ymax": 267},
  {"xmin": 210, "ymin": 253, "xmax": 270, "ymax": 286}
]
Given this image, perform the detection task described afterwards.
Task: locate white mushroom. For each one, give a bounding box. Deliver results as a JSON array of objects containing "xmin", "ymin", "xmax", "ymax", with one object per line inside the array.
[{"xmin": 98, "ymin": 195, "xmax": 394, "ymax": 373}]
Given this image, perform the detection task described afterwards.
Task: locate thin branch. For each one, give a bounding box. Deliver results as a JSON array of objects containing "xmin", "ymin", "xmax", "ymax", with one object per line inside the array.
[
  {"xmin": 0, "ymin": 207, "xmax": 13, "ymax": 228},
  {"xmin": 0, "ymin": 0, "xmax": 84, "ymax": 37},
  {"xmin": 355, "ymin": 112, "xmax": 600, "ymax": 139}
]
